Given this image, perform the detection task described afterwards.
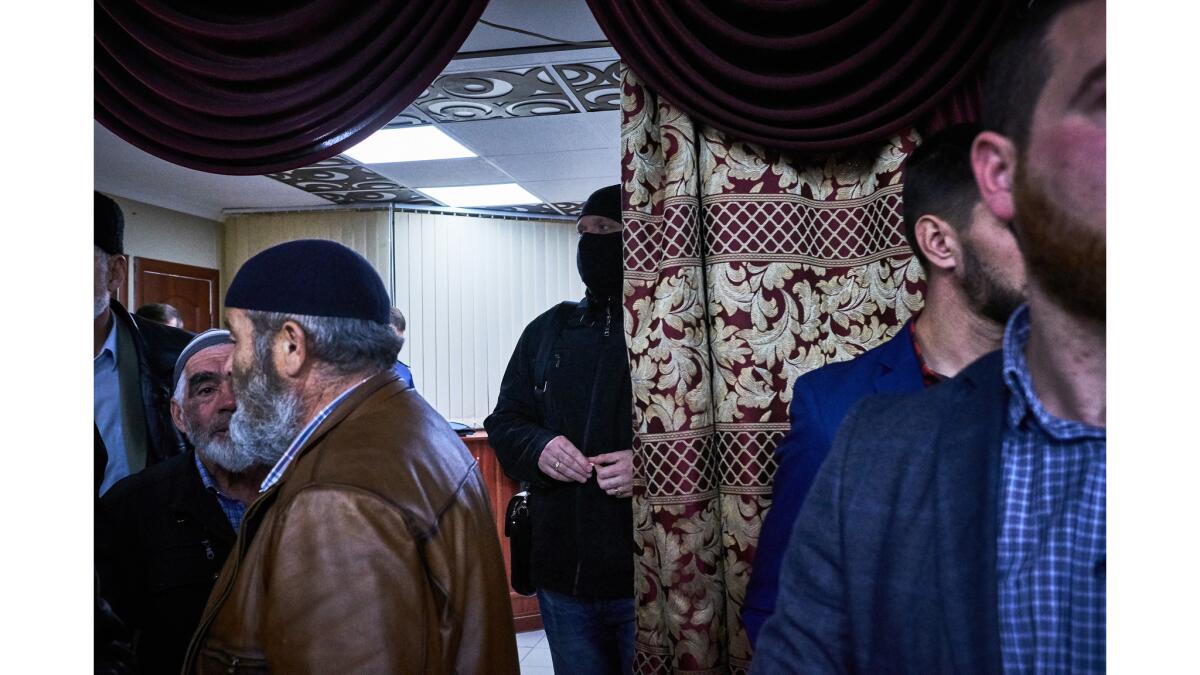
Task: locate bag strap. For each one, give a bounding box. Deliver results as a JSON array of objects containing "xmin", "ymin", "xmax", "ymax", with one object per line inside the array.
[
  {"xmin": 525, "ymin": 300, "xmax": 577, "ymax": 492},
  {"xmin": 533, "ymin": 300, "xmax": 578, "ymax": 395}
]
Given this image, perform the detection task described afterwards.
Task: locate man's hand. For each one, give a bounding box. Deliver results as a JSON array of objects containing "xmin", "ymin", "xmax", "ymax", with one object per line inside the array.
[
  {"xmin": 538, "ymin": 436, "xmax": 592, "ymax": 483},
  {"xmin": 594, "ymin": 449, "xmax": 634, "ymax": 498}
]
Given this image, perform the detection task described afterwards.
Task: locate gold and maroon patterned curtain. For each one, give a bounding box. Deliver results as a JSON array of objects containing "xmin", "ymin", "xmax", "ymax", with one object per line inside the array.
[{"xmin": 620, "ymin": 67, "xmax": 927, "ymax": 674}]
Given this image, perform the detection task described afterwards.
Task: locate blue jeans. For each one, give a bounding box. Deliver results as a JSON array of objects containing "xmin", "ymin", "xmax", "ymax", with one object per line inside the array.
[{"xmin": 536, "ymin": 588, "xmax": 635, "ymax": 675}]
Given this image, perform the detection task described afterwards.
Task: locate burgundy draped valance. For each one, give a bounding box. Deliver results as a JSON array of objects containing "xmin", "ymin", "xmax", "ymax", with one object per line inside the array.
[
  {"xmin": 95, "ymin": 1, "xmax": 487, "ymax": 175},
  {"xmin": 585, "ymin": 0, "xmax": 1013, "ymax": 152}
]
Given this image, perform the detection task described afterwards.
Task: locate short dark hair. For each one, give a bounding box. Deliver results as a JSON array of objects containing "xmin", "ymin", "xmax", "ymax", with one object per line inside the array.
[
  {"xmin": 389, "ymin": 307, "xmax": 406, "ymax": 333},
  {"xmin": 901, "ymin": 124, "xmax": 984, "ymax": 268},
  {"xmin": 982, "ymin": 0, "xmax": 1091, "ymax": 149},
  {"xmin": 136, "ymin": 302, "xmax": 182, "ymax": 327}
]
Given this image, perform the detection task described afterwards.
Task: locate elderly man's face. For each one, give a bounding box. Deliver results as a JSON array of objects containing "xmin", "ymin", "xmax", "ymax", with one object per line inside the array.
[
  {"xmin": 172, "ymin": 343, "xmax": 235, "ymax": 444},
  {"xmin": 94, "ymin": 247, "xmax": 126, "ymax": 319},
  {"xmin": 225, "ymin": 308, "xmax": 257, "ymax": 394},
  {"xmin": 1013, "ymin": 0, "xmax": 1106, "ymax": 320},
  {"xmin": 224, "ymin": 308, "xmax": 302, "ymax": 468},
  {"xmin": 171, "ymin": 343, "xmax": 249, "ymax": 471}
]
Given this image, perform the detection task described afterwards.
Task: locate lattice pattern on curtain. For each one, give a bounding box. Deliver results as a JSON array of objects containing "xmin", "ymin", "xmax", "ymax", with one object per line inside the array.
[{"xmin": 620, "ymin": 67, "xmax": 926, "ymax": 674}]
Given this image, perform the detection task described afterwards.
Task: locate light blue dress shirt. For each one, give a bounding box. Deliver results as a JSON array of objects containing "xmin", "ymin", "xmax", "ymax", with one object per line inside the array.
[{"xmin": 94, "ymin": 319, "xmax": 128, "ymax": 495}]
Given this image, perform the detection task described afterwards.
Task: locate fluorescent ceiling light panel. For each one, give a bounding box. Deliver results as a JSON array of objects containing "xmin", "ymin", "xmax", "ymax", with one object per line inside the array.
[
  {"xmin": 420, "ymin": 183, "xmax": 540, "ymax": 208},
  {"xmin": 343, "ymin": 126, "xmax": 475, "ymax": 164}
]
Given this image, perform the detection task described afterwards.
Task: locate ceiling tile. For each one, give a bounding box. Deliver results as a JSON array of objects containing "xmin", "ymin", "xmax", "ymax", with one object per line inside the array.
[
  {"xmin": 459, "ymin": 0, "xmax": 605, "ymax": 53},
  {"xmin": 489, "ymin": 148, "xmax": 620, "ymax": 182},
  {"xmin": 440, "ymin": 111, "xmax": 621, "ymax": 156},
  {"xmin": 370, "ymin": 157, "xmax": 512, "ymax": 188},
  {"xmin": 520, "ymin": 177, "xmax": 619, "ymax": 205}
]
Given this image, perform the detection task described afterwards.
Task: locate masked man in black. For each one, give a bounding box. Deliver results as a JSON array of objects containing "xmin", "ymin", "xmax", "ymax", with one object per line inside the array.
[{"xmin": 487, "ymin": 185, "xmax": 636, "ymax": 675}]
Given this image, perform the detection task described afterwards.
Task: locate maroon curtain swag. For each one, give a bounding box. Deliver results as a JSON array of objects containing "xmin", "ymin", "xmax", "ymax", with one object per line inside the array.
[
  {"xmin": 585, "ymin": 0, "xmax": 1013, "ymax": 153},
  {"xmin": 95, "ymin": 1, "xmax": 488, "ymax": 175}
]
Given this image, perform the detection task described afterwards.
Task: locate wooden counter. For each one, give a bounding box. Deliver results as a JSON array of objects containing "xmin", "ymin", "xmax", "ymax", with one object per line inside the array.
[{"xmin": 460, "ymin": 432, "xmax": 542, "ymax": 632}]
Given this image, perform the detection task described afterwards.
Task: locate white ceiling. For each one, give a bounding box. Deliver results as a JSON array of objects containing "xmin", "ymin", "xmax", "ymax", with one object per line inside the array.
[
  {"xmin": 459, "ymin": 0, "xmax": 607, "ymax": 53},
  {"xmin": 94, "ymin": 0, "xmax": 620, "ymax": 222},
  {"xmin": 93, "ymin": 121, "xmax": 330, "ymax": 221},
  {"xmin": 380, "ymin": 111, "xmax": 621, "ymax": 204}
]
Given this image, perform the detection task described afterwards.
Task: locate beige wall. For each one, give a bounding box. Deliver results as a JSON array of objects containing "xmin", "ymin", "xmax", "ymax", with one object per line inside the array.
[
  {"xmin": 110, "ymin": 196, "xmax": 223, "ymax": 307},
  {"xmin": 221, "ymin": 208, "xmax": 392, "ymax": 305}
]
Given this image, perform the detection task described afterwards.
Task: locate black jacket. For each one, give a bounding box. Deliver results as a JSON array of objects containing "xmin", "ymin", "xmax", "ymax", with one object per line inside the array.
[
  {"xmin": 751, "ymin": 352, "xmax": 1009, "ymax": 674},
  {"xmin": 95, "ymin": 300, "xmax": 192, "ymax": 494},
  {"xmin": 97, "ymin": 450, "xmax": 237, "ymax": 675},
  {"xmin": 485, "ymin": 295, "xmax": 634, "ymax": 598}
]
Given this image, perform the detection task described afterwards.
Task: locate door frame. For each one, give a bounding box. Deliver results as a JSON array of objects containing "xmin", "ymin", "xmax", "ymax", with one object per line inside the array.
[{"xmin": 133, "ymin": 257, "xmax": 220, "ymax": 329}]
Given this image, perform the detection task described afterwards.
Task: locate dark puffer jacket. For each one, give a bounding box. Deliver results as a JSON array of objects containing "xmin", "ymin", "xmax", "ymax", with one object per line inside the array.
[{"xmin": 485, "ymin": 294, "xmax": 634, "ymax": 599}]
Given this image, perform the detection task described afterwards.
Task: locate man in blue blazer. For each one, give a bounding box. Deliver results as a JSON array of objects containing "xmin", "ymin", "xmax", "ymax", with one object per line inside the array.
[
  {"xmin": 743, "ymin": 123, "xmax": 1027, "ymax": 644},
  {"xmin": 751, "ymin": 0, "xmax": 1106, "ymax": 670}
]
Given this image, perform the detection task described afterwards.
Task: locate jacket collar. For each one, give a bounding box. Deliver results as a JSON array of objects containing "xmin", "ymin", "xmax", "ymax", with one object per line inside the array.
[
  {"xmin": 285, "ymin": 368, "xmax": 404, "ymax": 474},
  {"xmin": 873, "ymin": 320, "xmax": 923, "ymax": 394},
  {"xmin": 170, "ymin": 450, "xmax": 237, "ymax": 543},
  {"xmin": 573, "ymin": 291, "xmax": 619, "ymax": 326},
  {"xmin": 109, "ymin": 299, "xmax": 185, "ymax": 461},
  {"xmin": 932, "ymin": 349, "xmax": 1006, "ymax": 673}
]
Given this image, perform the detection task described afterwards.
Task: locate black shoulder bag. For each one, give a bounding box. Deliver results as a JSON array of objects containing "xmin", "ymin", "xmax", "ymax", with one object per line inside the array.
[{"xmin": 503, "ymin": 301, "xmax": 576, "ymax": 597}]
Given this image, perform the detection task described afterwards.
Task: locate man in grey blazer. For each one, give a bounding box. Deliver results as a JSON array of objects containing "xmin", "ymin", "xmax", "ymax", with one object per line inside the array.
[{"xmin": 751, "ymin": 0, "xmax": 1106, "ymax": 672}]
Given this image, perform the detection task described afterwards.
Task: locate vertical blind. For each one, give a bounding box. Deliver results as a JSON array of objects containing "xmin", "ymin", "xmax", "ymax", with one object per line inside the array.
[
  {"xmin": 222, "ymin": 208, "xmax": 393, "ymax": 309},
  {"xmin": 393, "ymin": 211, "xmax": 584, "ymax": 426}
]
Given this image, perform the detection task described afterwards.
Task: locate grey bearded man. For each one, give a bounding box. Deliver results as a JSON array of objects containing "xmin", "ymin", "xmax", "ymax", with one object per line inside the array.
[{"xmin": 184, "ymin": 239, "xmax": 519, "ymax": 675}]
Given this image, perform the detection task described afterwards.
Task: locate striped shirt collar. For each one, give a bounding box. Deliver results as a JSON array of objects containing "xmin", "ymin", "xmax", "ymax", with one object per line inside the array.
[
  {"xmin": 258, "ymin": 375, "xmax": 372, "ymax": 493},
  {"xmin": 193, "ymin": 450, "xmax": 246, "ymax": 530}
]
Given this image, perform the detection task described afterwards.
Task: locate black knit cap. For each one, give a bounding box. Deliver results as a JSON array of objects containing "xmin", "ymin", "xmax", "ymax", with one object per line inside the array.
[
  {"xmin": 225, "ymin": 239, "xmax": 391, "ymax": 324},
  {"xmin": 95, "ymin": 191, "xmax": 124, "ymax": 255},
  {"xmin": 579, "ymin": 184, "xmax": 621, "ymax": 222}
]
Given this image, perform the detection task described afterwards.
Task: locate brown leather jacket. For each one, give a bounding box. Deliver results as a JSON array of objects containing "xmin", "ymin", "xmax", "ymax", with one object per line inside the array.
[{"xmin": 182, "ymin": 370, "xmax": 519, "ymax": 674}]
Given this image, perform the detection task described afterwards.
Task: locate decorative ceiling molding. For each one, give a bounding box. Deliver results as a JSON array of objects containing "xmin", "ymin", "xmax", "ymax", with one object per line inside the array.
[
  {"xmin": 266, "ymin": 156, "xmax": 435, "ymax": 206},
  {"xmin": 386, "ymin": 59, "xmax": 621, "ymax": 126},
  {"xmin": 484, "ymin": 202, "xmax": 570, "ymax": 215},
  {"xmin": 413, "ymin": 66, "xmax": 575, "ymax": 122},
  {"xmin": 552, "ymin": 201, "xmax": 584, "ymax": 216},
  {"xmin": 267, "ymin": 157, "xmax": 581, "ymax": 215},
  {"xmin": 552, "ymin": 61, "xmax": 621, "ymax": 112}
]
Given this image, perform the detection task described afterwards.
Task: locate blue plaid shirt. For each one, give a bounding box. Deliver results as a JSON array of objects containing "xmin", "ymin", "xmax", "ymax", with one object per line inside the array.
[
  {"xmin": 998, "ymin": 305, "xmax": 1106, "ymax": 673},
  {"xmin": 194, "ymin": 451, "xmax": 247, "ymax": 532},
  {"xmin": 259, "ymin": 377, "xmax": 370, "ymax": 493}
]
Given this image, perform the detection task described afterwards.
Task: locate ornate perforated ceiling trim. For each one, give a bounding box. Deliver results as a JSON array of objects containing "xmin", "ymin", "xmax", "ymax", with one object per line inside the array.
[
  {"xmin": 266, "ymin": 156, "xmax": 436, "ymax": 206},
  {"xmin": 396, "ymin": 60, "xmax": 621, "ymax": 124},
  {"xmin": 266, "ymin": 61, "xmax": 620, "ymax": 213}
]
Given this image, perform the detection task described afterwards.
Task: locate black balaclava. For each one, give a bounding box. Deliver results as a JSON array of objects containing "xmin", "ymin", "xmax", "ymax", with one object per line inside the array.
[{"xmin": 576, "ymin": 185, "xmax": 623, "ymax": 300}]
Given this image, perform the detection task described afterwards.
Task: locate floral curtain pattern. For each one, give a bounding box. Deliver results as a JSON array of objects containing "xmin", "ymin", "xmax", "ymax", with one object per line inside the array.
[{"xmin": 620, "ymin": 67, "xmax": 926, "ymax": 674}]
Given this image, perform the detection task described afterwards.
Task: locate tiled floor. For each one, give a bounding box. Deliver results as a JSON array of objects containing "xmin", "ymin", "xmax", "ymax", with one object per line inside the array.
[{"xmin": 516, "ymin": 629, "xmax": 555, "ymax": 674}]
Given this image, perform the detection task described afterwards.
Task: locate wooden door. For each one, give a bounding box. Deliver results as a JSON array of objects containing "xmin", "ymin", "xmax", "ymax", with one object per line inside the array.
[
  {"xmin": 134, "ymin": 257, "xmax": 219, "ymax": 332},
  {"xmin": 461, "ymin": 432, "xmax": 543, "ymax": 632}
]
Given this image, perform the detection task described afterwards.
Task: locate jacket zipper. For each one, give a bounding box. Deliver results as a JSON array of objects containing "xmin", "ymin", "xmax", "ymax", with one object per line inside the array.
[
  {"xmin": 573, "ymin": 312, "xmax": 611, "ymax": 596},
  {"xmin": 181, "ymin": 487, "xmax": 276, "ymax": 671}
]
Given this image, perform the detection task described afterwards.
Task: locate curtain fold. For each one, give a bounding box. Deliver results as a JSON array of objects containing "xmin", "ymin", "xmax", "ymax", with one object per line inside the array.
[
  {"xmin": 620, "ymin": 65, "xmax": 936, "ymax": 673},
  {"xmin": 95, "ymin": 1, "xmax": 488, "ymax": 175},
  {"xmin": 588, "ymin": 0, "xmax": 1010, "ymax": 152}
]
